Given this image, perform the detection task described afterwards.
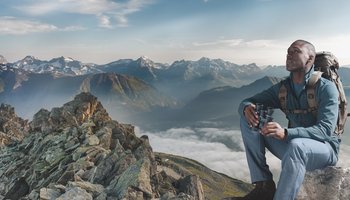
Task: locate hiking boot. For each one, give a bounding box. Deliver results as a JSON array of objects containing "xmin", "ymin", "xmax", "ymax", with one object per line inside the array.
[{"xmin": 222, "ymin": 180, "xmax": 276, "ymax": 200}]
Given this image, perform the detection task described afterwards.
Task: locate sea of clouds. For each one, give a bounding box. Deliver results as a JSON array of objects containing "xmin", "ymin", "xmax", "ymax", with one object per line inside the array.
[{"xmin": 136, "ymin": 127, "xmax": 350, "ymax": 183}]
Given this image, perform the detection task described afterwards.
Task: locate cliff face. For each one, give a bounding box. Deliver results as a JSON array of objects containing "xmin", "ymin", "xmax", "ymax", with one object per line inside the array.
[{"xmin": 0, "ymin": 92, "xmax": 205, "ymax": 200}]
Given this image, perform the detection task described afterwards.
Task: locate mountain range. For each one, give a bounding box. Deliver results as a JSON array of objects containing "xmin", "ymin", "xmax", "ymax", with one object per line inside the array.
[
  {"xmin": 0, "ymin": 69, "xmax": 176, "ymax": 125},
  {"xmin": 2, "ymin": 55, "xmax": 288, "ymax": 101},
  {"xmin": 1, "ymin": 54, "xmax": 350, "ymax": 130},
  {"xmin": 11, "ymin": 55, "xmax": 102, "ymax": 76}
]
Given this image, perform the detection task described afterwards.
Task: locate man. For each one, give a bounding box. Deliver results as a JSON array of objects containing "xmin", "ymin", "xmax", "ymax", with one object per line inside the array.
[{"xmin": 224, "ymin": 40, "xmax": 340, "ymax": 200}]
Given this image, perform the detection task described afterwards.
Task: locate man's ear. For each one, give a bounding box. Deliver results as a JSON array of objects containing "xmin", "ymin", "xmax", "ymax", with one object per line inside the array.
[{"xmin": 306, "ymin": 55, "xmax": 314, "ymax": 64}]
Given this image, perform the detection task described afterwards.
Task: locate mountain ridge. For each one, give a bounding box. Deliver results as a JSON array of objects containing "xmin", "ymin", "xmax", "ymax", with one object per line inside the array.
[
  {"xmin": 1, "ymin": 55, "xmax": 291, "ymax": 104},
  {"xmin": 0, "ymin": 71, "xmax": 176, "ymax": 123},
  {"xmin": 11, "ymin": 55, "xmax": 102, "ymax": 76},
  {"xmin": 175, "ymin": 76, "xmax": 284, "ymax": 128}
]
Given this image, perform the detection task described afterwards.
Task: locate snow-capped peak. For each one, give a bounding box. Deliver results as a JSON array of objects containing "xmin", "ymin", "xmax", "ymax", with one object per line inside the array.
[
  {"xmin": 198, "ymin": 57, "xmax": 211, "ymax": 63},
  {"xmin": 9, "ymin": 55, "xmax": 102, "ymax": 76},
  {"xmin": 136, "ymin": 56, "xmax": 165, "ymax": 69},
  {"xmin": 137, "ymin": 56, "xmax": 155, "ymax": 67},
  {"xmin": 49, "ymin": 56, "xmax": 76, "ymax": 63},
  {"xmin": 0, "ymin": 55, "xmax": 7, "ymax": 64},
  {"xmin": 63, "ymin": 56, "xmax": 75, "ymax": 62},
  {"xmin": 23, "ymin": 55, "xmax": 38, "ymax": 61},
  {"xmin": 140, "ymin": 56, "xmax": 150, "ymax": 60}
]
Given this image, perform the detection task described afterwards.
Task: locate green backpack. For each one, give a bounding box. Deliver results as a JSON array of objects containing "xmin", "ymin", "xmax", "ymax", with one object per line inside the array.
[{"xmin": 279, "ymin": 51, "xmax": 349, "ymax": 135}]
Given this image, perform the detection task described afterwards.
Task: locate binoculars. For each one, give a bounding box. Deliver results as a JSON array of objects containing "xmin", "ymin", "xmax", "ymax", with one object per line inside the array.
[{"xmin": 252, "ymin": 103, "xmax": 274, "ymax": 131}]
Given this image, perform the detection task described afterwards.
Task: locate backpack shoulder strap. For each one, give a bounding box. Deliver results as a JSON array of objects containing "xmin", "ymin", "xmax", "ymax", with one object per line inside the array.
[
  {"xmin": 279, "ymin": 79, "xmax": 288, "ymax": 113},
  {"xmin": 279, "ymin": 78, "xmax": 292, "ymax": 127},
  {"xmin": 306, "ymin": 71, "xmax": 323, "ymax": 115}
]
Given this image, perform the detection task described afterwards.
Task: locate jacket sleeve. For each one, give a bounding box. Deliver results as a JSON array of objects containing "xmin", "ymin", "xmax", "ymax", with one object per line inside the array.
[
  {"xmin": 286, "ymin": 81, "xmax": 339, "ymax": 141},
  {"xmin": 238, "ymin": 82, "xmax": 282, "ymax": 117}
]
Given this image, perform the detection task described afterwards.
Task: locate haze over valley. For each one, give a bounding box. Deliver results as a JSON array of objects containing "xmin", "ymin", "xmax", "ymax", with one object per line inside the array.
[{"xmin": 1, "ymin": 55, "xmax": 350, "ymax": 182}]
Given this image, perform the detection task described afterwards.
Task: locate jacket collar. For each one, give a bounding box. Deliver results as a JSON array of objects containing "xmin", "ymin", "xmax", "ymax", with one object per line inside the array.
[{"xmin": 289, "ymin": 65, "xmax": 314, "ymax": 85}]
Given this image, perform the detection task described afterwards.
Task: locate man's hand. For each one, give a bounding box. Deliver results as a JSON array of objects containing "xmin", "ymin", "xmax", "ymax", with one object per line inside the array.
[
  {"xmin": 260, "ymin": 122, "xmax": 286, "ymax": 140},
  {"xmin": 243, "ymin": 104, "xmax": 259, "ymax": 128}
]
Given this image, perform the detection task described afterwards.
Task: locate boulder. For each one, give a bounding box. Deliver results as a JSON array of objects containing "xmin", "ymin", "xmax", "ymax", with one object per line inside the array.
[
  {"xmin": 297, "ymin": 166, "xmax": 350, "ymax": 200},
  {"xmin": 177, "ymin": 175, "xmax": 205, "ymax": 200}
]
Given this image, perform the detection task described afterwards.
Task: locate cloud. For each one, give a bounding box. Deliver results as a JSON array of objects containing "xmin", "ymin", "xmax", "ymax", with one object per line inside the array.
[
  {"xmin": 16, "ymin": 0, "xmax": 115, "ymax": 15},
  {"xmin": 244, "ymin": 39, "xmax": 276, "ymax": 48},
  {"xmin": 136, "ymin": 126, "xmax": 350, "ymax": 183},
  {"xmin": 0, "ymin": 16, "xmax": 58, "ymax": 35},
  {"xmin": 16, "ymin": 2, "xmax": 63, "ymax": 15},
  {"xmin": 311, "ymin": 34, "xmax": 350, "ymax": 65},
  {"xmin": 0, "ymin": 16, "xmax": 85, "ymax": 35},
  {"xmin": 61, "ymin": 25, "xmax": 86, "ymax": 31},
  {"xmin": 115, "ymin": 15, "xmax": 129, "ymax": 27},
  {"xmin": 192, "ymin": 38, "xmax": 282, "ymax": 49},
  {"xmin": 187, "ymin": 38, "xmax": 288, "ymax": 65},
  {"xmin": 16, "ymin": 0, "xmax": 155, "ymax": 28},
  {"xmin": 97, "ymin": 14, "xmax": 112, "ymax": 29},
  {"xmin": 193, "ymin": 39, "xmax": 243, "ymax": 47},
  {"xmin": 187, "ymin": 36, "xmax": 350, "ymax": 66},
  {"xmin": 136, "ymin": 127, "xmax": 281, "ymax": 182}
]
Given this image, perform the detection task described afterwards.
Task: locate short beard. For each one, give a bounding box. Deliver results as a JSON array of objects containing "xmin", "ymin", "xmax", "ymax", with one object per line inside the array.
[
  {"xmin": 290, "ymin": 67, "xmax": 305, "ymax": 73},
  {"xmin": 290, "ymin": 64, "xmax": 312, "ymax": 73}
]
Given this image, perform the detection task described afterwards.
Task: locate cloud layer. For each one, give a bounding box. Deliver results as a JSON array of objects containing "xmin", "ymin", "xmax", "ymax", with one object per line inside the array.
[
  {"xmin": 0, "ymin": 16, "xmax": 85, "ymax": 35},
  {"xmin": 0, "ymin": 16, "xmax": 57, "ymax": 35},
  {"xmin": 136, "ymin": 127, "xmax": 281, "ymax": 182},
  {"xmin": 137, "ymin": 127, "xmax": 350, "ymax": 183},
  {"xmin": 16, "ymin": 0, "xmax": 154, "ymax": 28}
]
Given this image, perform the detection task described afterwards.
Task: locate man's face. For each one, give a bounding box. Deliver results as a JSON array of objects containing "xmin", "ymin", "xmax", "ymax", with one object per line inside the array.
[{"xmin": 286, "ymin": 42, "xmax": 311, "ymax": 72}]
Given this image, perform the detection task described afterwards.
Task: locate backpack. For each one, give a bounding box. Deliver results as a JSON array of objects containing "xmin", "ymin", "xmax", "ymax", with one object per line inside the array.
[{"xmin": 279, "ymin": 51, "xmax": 349, "ymax": 135}]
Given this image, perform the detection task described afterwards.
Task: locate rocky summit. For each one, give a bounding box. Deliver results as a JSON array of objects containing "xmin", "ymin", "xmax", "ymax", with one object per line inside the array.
[{"xmin": 0, "ymin": 92, "xmax": 207, "ymax": 200}]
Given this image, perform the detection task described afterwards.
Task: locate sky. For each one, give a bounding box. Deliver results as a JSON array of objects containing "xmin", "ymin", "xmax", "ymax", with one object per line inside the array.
[{"xmin": 1, "ymin": 0, "xmax": 350, "ymax": 66}]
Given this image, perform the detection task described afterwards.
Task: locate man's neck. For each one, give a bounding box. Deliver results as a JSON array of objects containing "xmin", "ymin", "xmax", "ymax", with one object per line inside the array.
[
  {"xmin": 292, "ymin": 71, "xmax": 305, "ymax": 84},
  {"xmin": 291, "ymin": 65, "xmax": 312, "ymax": 84}
]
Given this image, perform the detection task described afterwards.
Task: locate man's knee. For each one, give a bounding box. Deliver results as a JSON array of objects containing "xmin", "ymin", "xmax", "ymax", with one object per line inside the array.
[{"xmin": 283, "ymin": 139, "xmax": 308, "ymax": 164}]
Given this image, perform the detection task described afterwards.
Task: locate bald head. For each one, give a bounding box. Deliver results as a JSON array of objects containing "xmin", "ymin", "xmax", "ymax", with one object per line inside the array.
[
  {"xmin": 286, "ymin": 40, "xmax": 316, "ymax": 73},
  {"xmin": 292, "ymin": 39, "xmax": 316, "ymax": 63}
]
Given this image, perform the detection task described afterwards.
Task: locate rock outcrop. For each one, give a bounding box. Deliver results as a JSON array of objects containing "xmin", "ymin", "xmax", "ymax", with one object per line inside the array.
[
  {"xmin": 155, "ymin": 152, "xmax": 253, "ymax": 200},
  {"xmin": 0, "ymin": 92, "xmax": 204, "ymax": 199},
  {"xmin": 0, "ymin": 104, "xmax": 29, "ymax": 147},
  {"xmin": 297, "ymin": 166, "xmax": 350, "ymax": 200}
]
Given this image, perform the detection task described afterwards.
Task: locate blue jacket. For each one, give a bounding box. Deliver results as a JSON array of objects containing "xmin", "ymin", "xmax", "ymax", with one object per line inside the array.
[{"xmin": 238, "ymin": 68, "xmax": 340, "ymax": 155}]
